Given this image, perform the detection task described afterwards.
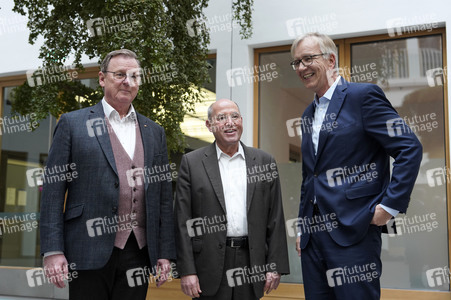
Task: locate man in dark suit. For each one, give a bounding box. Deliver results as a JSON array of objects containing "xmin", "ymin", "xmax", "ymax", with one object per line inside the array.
[
  {"xmin": 174, "ymin": 99, "xmax": 290, "ymax": 299},
  {"xmin": 40, "ymin": 49, "xmax": 176, "ymax": 299},
  {"xmin": 291, "ymin": 33, "xmax": 422, "ymax": 299}
]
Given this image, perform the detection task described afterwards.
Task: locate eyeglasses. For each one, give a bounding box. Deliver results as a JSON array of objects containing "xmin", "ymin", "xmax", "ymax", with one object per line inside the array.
[
  {"xmin": 214, "ymin": 112, "xmax": 241, "ymax": 123},
  {"xmin": 290, "ymin": 53, "xmax": 329, "ymax": 70},
  {"xmin": 104, "ymin": 71, "xmax": 141, "ymax": 83}
]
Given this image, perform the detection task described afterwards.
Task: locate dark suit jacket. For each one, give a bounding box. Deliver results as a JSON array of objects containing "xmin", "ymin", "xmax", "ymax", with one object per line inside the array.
[
  {"xmin": 174, "ymin": 142, "xmax": 289, "ymax": 298},
  {"xmin": 299, "ymin": 78, "xmax": 422, "ymax": 249},
  {"xmin": 40, "ymin": 101, "xmax": 176, "ymax": 271}
]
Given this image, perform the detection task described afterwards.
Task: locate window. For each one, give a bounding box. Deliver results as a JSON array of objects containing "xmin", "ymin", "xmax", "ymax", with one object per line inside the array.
[{"xmin": 0, "ymin": 86, "xmax": 55, "ymax": 267}]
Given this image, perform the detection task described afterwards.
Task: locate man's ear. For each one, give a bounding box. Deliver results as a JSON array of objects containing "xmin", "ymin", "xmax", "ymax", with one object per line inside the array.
[
  {"xmin": 99, "ymin": 71, "xmax": 105, "ymax": 88},
  {"xmin": 206, "ymin": 119, "xmax": 213, "ymax": 132},
  {"xmin": 328, "ymin": 53, "xmax": 337, "ymax": 69}
]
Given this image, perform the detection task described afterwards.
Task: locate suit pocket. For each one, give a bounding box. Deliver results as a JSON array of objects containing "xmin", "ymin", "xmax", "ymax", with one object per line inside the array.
[
  {"xmin": 345, "ymin": 183, "xmax": 382, "ymax": 200},
  {"xmin": 64, "ymin": 204, "xmax": 84, "ymax": 221},
  {"xmin": 192, "ymin": 238, "xmax": 202, "ymax": 253}
]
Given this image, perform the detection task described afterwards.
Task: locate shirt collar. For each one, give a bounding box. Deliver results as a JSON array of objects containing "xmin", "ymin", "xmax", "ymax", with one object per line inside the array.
[
  {"xmin": 215, "ymin": 142, "xmax": 245, "ymax": 160},
  {"xmin": 101, "ymin": 98, "xmax": 136, "ymax": 122},
  {"xmin": 314, "ymin": 75, "xmax": 341, "ymax": 107}
]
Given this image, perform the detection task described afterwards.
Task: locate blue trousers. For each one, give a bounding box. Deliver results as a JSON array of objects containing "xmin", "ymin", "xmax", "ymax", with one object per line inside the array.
[{"xmin": 301, "ymin": 219, "xmax": 382, "ymax": 300}]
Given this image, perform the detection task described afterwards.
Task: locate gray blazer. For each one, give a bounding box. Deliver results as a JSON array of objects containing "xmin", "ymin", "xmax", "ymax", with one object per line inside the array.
[
  {"xmin": 40, "ymin": 101, "xmax": 176, "ymax": 271},
  {"xmin": 174, "ymin": 142, "xmax": 289, "ymax": 298}
]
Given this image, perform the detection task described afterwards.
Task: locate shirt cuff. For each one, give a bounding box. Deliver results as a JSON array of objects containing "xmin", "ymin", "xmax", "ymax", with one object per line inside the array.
[
  {"xmin": 379, "ymin": 204, "xmax": 399, "ymax": 217},
  {"xmin": 43, "ymin": 251, "xmax": 64, "ymax": 258}
]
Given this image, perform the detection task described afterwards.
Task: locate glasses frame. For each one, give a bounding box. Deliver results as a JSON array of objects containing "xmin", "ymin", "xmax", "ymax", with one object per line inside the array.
[
  {"xmin": 214, "ymin": 112, "xmax": 242, "ymax": 124},
  {"xmin": 290, "ymin": 53, "xmax": 329, "ymax": 70},
  {"xmin": 103, "ymin": 70, "xmax": 141, "ymax": 82}
]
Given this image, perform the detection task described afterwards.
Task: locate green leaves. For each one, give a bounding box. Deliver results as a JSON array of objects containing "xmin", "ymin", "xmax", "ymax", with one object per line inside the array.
[{"xmin": 11, "ymin": 0, "xmax": 253, "ymax": 154}]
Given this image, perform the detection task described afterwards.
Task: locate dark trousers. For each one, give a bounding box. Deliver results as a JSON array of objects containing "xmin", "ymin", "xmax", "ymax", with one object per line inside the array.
[
  {"xmin": 197, "ymin": 242, "xmax": 258, "ymax": 300},
  {"xmin": 69, "ymin": 233, "xmax": 150, "ymax": 300},
  {"xmin": 301, "ymin": 212, "xmax": 382, "ymax": 300}
]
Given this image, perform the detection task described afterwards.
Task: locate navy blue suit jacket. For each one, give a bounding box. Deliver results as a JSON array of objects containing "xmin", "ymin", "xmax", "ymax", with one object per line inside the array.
[
  {"xmin": 298, "ymin": 78, "xmax": 422, "ymax": 248},
  {"xmin": 40, "ymin": 102, "xmax": 176, "ymax": 270}
]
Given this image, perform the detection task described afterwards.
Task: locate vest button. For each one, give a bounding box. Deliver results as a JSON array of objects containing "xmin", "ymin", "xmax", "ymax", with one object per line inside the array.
[
  {"xmin": 112, "ymin": 206, "xmax": 118, "ymax": 213},
  {"xmin": 218, "ymin": 243, "xmax": 223, "ymax": 249},
  {"xmin": 133, "ymin": 199, "xmax": 137, "ymax": 203},
  {"xmin": 133, "ymin": 187, "xmax": 137, "ymax": 192},
  {"xmin": 131, "ymin": 165, "xmax": 136, "ymax": 169}
]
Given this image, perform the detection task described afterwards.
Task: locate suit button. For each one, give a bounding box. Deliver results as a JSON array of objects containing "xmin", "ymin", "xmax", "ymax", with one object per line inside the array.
[
  {"xmin": 218, "ymin": 244, "xmax": 223, "ymax": 249},
  {"xmin": 314, "ymin": 173, "xmax": 318, "ymax": 177},
  {"xmin": 112, "ymin": 206, "xmax": 118, "ymax": 213},
  {"xmin": 114, "ymin": 182, "xmax": 119, "ymax": 188}
]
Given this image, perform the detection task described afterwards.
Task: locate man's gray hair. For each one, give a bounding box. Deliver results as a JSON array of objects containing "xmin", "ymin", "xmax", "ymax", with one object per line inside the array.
[
  {"xmin": 100, "ymin": 49, "xmax": 140, "ymax": 72},
  {"xmin": 291, "ymin": 32, "xmax": 338, "ymax": 69}
]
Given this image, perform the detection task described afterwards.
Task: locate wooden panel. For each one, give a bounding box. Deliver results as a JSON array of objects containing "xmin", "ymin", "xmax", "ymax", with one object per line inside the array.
[{"xmin": 147, "ymin": 280, "xmax": 451, "ymax": 300}]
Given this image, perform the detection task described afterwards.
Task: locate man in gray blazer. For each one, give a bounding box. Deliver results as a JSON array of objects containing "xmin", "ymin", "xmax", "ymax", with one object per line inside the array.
[
  {"xmin": 40, "ymin": 49, "xmax": 176, "ymax": 299},
  {"xmin": 174, "ymin": 99, "xmax": 290, "ymax": 299}
]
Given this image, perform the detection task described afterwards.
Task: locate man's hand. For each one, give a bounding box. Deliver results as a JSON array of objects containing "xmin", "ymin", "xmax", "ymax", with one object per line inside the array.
[
  {"xmin": 181, "ymin": 274, "xmax": 202, "ymax": 298},
  {"xmin": 296, "ymin": 236, "xmax": 301, "ymax": 256},
  {"xmin": 264, "ymin": 272, "xmax": 281, "ymax": 295},
  {"xmin": 371, "ymin": 204, "xmax": 393, "ymax": 226},
  {"xmin": 156, "ymin": 259, "xmax": 172, "ymax": 287},
  {"xmin": 43, "ymin": 254, "xmax": 69, "ymax": 288}
]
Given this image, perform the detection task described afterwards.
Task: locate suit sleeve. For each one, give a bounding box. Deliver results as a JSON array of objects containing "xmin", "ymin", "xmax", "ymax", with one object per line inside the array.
[
  {"xmin": 266, "ymin": 156, "xmax": 290, "ymax": 274},
  {"xmin": 157, "ymin": 128, "xmax": 177, "ymax": 260},
  {"xmin": 361, "ymin": 84, "xmax": 423, "ymax": 212},
  {"xmin": 174, "ymin": 154, "xmax": 197, "ymax": 276},
  {"xmin": 40, "ymin": 114, "xmax": 71, "ymax": 255}
]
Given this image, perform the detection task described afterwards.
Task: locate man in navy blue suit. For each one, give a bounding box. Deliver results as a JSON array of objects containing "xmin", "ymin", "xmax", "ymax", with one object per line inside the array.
[{"xmin": 291, "ymin": 33, "xmax": 422, "ymax": 299}]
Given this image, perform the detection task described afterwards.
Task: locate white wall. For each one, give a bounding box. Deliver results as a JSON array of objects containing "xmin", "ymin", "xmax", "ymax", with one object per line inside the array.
[
  {"xmin": 204, "ymin": 0, "xmax": 451, "ymax": 145},
  {"xmin": 1, "ymin": 0, "xmax": 450, "ymax": 147}
]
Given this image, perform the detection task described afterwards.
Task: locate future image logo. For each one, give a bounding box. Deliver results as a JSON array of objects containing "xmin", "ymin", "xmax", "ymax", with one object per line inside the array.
[
  {"xmin": 326, "ymin": 163, "xmax": 378, "ymax": 187},
  {"xmin": 426, "ymin": 167, "xmax": 448, "ymax": 187},
  {"xmin": 426, "ymin": 67, "xmax": 446, "ymax": 87},
  {"xmin": 426, "ymin": 267, "xmax": 450, "ymax": 287},
  {"xmin": 186, "ymin": 215, "xmax": 226, "ymax": 237},
  {"xmin": 86, "ymin": 14, "xmax": 139, "ymax": 37},
  {"xmin": 226, "ymin": 63, "xmax": 278, "ymax": 88},
  {"xmin": 86, "ymin": 117, "xmax": 108, "ymax": 137},
  {"xmin": 326, "ymin": 263, "xmax": 379, "ymax": 287},
  {"xmin": 86, "ymin": 214, "xmax": 137, "ymax": 237},
  {"xmin": 386, "ymin": 118, "xmax": 410, "ymax": 137},
  {"xmin": 26, "ymin": 263, "xmax": 78, "ymax": 287}
]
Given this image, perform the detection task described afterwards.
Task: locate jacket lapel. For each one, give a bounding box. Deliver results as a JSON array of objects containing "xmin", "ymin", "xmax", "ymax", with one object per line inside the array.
[
  {"xmin": 88, "ymin": 102, "xmax": 118, "ymax": 176},
  {"xmin": 243, "ymin": 142, "xmax": 257, "ymax": 213},
  {"xmin": 203, "ymin": 143, "xmax": 227, "ymax": 214},
  {"xmin": 137, "ymin": 113, "xmax": 154, "ymax": 191},
  {"xmin": 315, "ymin": 78, "xmax": 347, "ymax": 163},
  {"xmin": 302, "ymin": 104, "xmax": 316, "ymax": 163}
]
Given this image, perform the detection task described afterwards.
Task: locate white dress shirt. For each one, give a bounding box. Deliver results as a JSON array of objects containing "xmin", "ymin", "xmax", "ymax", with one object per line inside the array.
[
  {"xmin": 101, "ymin": 98, "xmax": 137, "ymax": 159},
  {"xmin": 312, "ymin": 76, "xmax": 340, "ymax": 154},
  {"xmin": 216, "ymin": 143, "xmax": 248, "ymax": 237}
]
